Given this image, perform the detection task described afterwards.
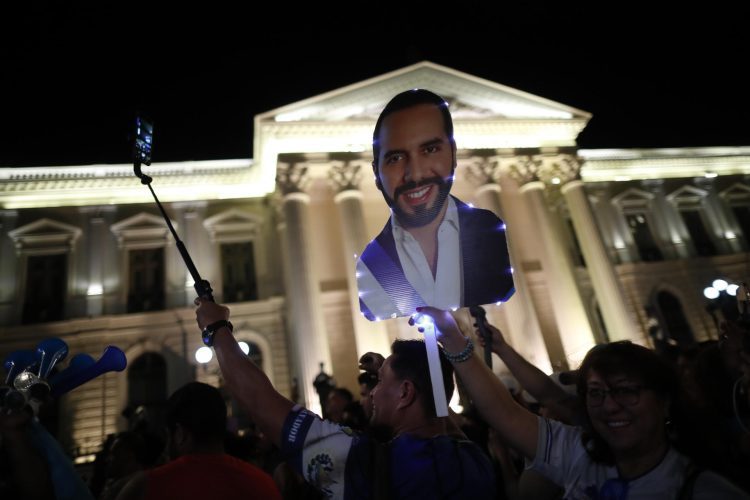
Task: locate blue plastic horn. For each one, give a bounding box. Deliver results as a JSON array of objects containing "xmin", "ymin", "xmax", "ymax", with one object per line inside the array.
[
  {"xmin": 48, "ymin": 353, "xmax": 95, "ymax": 388},
  {"xmin": 36, "ymin": 338, "xmax": 69, "ymax": 380},
  {"xmin": 50, "ymin": 346, "xmax": 127, "ymax": 397}
]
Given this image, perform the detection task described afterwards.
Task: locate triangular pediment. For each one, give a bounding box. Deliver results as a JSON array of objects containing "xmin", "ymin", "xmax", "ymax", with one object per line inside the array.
[
  {"xmin": 8, "ymin": 218, "xmax": 82, "ymax": 252},
  {"xmin": 253, "ymin": 61, "xmax": 592, "ymax": 195},
  {"xmin": 258, "ymin": 61, "xmax": 590, "ymax": 123},
  {"xmin": 611, "ymin": 188, "xmax": 655, "ymax": 208},
  {"xmin": 111, "ymin": 212, "xmax": 175, "ymax": 249},
  {"xmin": 203, "ymin": 209, "xmax": 262, "ymax": 243},
  {"xmin": 720, "ymin": 182, "xmax": 750, "ymax": 201},
  {"xmin": 666, "ymin": 185, "xmax": 708, "ymax": 205}
]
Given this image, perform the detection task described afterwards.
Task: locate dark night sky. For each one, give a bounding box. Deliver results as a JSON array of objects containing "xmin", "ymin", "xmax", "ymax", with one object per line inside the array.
[{"xmin": 1, "ymin": 2, "xmax": 748, "ymax": 167}]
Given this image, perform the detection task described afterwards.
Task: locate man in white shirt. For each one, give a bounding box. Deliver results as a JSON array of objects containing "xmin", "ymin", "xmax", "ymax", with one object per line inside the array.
[{"xmin": 357, "ymin": 89, "xmax": 514, "ymax": 320}]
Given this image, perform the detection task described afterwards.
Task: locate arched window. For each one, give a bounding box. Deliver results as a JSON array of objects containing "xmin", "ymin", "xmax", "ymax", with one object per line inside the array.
[
  {"xmin": 126, "ymin": 352, "xmax": 167, "ymax": 433},
  {"xmin": 655, "ymin": 291, "xmax": 694, "ymax": 345}
]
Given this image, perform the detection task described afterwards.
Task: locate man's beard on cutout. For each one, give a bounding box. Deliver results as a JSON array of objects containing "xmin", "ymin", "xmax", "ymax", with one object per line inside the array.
[{"xmin": 382, "ymin": 174, "xmax": 453, "ymax": 228}]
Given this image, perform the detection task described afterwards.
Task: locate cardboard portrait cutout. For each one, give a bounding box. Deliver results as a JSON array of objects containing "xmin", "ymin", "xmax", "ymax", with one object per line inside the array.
[{"xmin": 356, "ymin": 89, "xmax": 515, "ymax": 321}]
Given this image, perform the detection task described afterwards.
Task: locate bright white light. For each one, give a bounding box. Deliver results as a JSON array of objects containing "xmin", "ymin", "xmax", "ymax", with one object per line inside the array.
[
  {"xmin": 449, "ymin": 386, "xmax": 463, "ymax": 413},
  {"xmin": 703, "ymin": 287, "xmax": 720, "ymax": 299},
  {"xmin": 238, "ymin": 342, "xmax": 250, "ymax": 355},
  {"xmin": 704, "ymin": 171, "xmax": 718, "ymax": 178},
  {"xmin": 195, "ymin": 346, "xmax": 213, "ymax": 364},
  {"xmin": 725, "ymin": 231, "xmax": 736, "ymax": 239},
  {"xmin": 727, "ymin": 284, "xmax": 739, "ymax": 296},
  {"xmin": 713, "ymin": 279, "xmax": 728, "ymax": 291},
  {"xmin": 509, "ymin": 267, "xmax": 514, "ymax": 274},
  {"xmin": 551, "ymin": 177, "xmax": 561, "ymax": 185},
  {"xmin": 500, "ymin": 223, "xmax": 507, "ymax": 231},
  {"xmin": 496, "ymin": 301, "xmax": 504, "ymax": 306},
  {"xmin": 390, "ymin": 313, "xmax": 397, "ymax": 319},
  {"xmin": 451, "ymin": 306, "xmax": 458, "ymax": 312},
  {"xmin": 467, "ymin": 203, "xmax": 474, "ymax": 208},
  {"xmin": 411, "ymin": 313, "xmax": 433, "ymax": 328},
  {"xmin": 185, "ymin": 278, "xmax": 195, "ymax": 288},
  {"xmin": 87, "ymin": 284, "xmax": 103, "ymax": 296},
  {"xmin": 614, "ymin": 176, "xmax": 631, "ymax": 182}
]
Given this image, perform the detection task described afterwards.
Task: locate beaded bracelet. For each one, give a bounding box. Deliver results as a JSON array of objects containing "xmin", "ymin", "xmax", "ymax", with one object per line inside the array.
[{"xmin": 443, "ymin": 336, "xmax": 475, "ymax": 363}]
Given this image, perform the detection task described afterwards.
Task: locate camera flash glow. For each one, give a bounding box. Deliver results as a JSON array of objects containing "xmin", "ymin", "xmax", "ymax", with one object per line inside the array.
[
  {"xmin": 551, "ymin": 177, "xmax": 561, "ymax": 185},
  {"xmin": 725, "ymin": 231, "xmax": 736, "ymax": 239},
  {"xmin": 703, "ymin": 287, "xmax": 719, "ymax": 300},
  {"xmin": 238, "ymin": 342, "xmax": 250, "ymax": 355},
  {"xmin": 727, "ymin": 284, "xmax": 739, "ymax": 296},
  {"xmin": 87, "ymin": 284, "xmax": 103, "ymax": 296},
  {"xmin": 467, "ymin": 203, "xmax": 474, "ymax": 208},
  {"xmin": 195, "ymin": 346, "xmax": 213, "ymax": 364},
  {"xmin": 713, "ymin": 279, "xmax": 728, "ymax": 291}
]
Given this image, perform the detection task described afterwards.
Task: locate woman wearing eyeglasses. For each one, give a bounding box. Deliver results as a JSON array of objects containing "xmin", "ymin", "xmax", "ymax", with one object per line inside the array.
[{"xmin": 412, "ymin": 307, "xmax": 749, "ymax": 499}]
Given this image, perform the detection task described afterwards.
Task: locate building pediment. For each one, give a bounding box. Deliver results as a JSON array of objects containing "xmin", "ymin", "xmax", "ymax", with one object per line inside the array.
[
  {"xmin": 8, "ymin": 218, "xmax": 82, "ymax": 253},
  {"xmin": 111, "ymin": 212, "xmax": 175, "ymax": 249},
  {"xmin": 254, "ymin": 61, "xmax": 592, "ymax": 195},
  {"xmin": 203, "ymin": 209, "xmax": 263, "ymax": 243},
  {"xmin": 259, "ymin": 61, "xmax": 589, "ymax": 123}
]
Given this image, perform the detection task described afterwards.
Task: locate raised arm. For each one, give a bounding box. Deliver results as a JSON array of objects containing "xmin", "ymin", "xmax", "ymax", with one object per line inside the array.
[
  {"xmin": 414, "ymin": 307, "xmax": 539, "ymax": 460},
  {"xmin": 477, "ymin": 322, "xmax": 578, "ymax": 423},
  {"xmin": 194, "ymin": 298, "xmax": 294, "ymax": 447}
]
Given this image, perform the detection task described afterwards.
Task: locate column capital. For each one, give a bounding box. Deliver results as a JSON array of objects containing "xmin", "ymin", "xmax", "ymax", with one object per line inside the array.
[
  {"xmin": 462, "ymin": 156, "xmax": 502, "ymax": 186},
  {"xmin": 505, "ymin": 155, "xmax": 544, "ymax": 186},
  {"xmin": 537, "ymin": 154, "xmax": 582, "ymax": 186},
  {"xmin": 276, "ymin": 161, "xmax": 310, "ymax": 195},
  {"xmin": 327, "ymin": 160, "xmax": 367, "ymax": 194}
]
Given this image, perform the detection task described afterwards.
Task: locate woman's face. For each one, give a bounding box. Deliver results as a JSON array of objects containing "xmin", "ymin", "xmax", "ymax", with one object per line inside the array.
[{"xmin": 585, "ymin": 370, "xmax": 669, "ymax": 459}]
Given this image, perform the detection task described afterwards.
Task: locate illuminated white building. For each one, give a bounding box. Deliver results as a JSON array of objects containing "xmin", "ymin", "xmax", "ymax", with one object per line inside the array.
[{"xmin": 1, "ymin": 61, "xmax": 748, "ymax": 457}]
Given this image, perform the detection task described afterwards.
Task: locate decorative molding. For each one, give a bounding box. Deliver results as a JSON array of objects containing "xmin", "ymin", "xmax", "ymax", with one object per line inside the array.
[
  {"xmin": 203, "ymin": 209, "xmax": 263, "ymax": 244},
  {"xmin": 327, "ymin": 160, "xmax": 365, "ymax": 193},
  {"xmin": 462, "ymin": 156, "xmax": 502, "ymax": 186},
  {"xmin": 276, "ymin": 162, "xmax": 310, "ymax": 195},
  {"xmin": 538, "ymin": 154, "xmax": 581, "ymax": 185},
  {"xmin": 110, "ymin": 212, "xmax": 174, "ymax": 250},
  {"xmin": 506, "ymin": 155, "xmax": 544, "ymax": 186},
  {"xmin": 8, "ymin": 218, "xmax": 82, "ymax": 255},
  {"xmin": 666, "ymin": 185, "xmax": 709, "ymax": 208}
]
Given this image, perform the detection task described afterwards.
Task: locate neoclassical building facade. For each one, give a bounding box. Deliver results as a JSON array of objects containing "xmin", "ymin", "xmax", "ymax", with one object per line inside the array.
[{"xmin": 1, "ymin": 61, "xmax": 749, "ymax": 458}]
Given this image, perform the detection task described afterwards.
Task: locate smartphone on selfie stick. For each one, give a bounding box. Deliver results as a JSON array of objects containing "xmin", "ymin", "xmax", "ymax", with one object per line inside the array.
[{"xmin": 132, "ymin": 116, "xmax": 214, "ymax": 301}]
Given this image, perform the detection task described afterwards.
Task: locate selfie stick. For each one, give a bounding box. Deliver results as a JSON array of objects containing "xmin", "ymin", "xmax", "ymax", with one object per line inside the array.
[{"xmin": 133, "ymin": 118, "xmax": 214, "ymax": 301}]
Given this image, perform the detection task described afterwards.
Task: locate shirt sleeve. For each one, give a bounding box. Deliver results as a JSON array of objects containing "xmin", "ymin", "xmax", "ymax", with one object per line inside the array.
[
  {"xmin": 280, "ymin": 407, "xmax": 355, "ymax": 499},
  {"xmin": 526, "ymin": 416, "xmax": 584, "ymax": 486}
]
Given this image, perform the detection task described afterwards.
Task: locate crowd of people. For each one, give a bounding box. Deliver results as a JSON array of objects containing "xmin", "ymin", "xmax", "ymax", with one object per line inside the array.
[{"xmin": 2, "ymin": 88, "xmax": 750, "ymax": 499}]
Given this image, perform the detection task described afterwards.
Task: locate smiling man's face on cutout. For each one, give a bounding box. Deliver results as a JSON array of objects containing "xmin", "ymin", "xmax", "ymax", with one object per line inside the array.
[{"xmin": 374, "ymin": 104, "xmax": 456, "ymax": 228}]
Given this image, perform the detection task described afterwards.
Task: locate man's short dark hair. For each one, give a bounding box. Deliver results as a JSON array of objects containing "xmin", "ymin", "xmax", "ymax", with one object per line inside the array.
[
  {"xmin": 330, "ymin": 387, "xmax": 354, "ymax": 403},
  {"xmin": 165, "ymin": 382, "xmax": 227, "ymax": 445},
  {"xmin": 358, "ymin": 371, "xmax": 378, "ymax": 390},
  {"xmin": 389, "ymin": 339, "xmax": 454, "ymax": 418},
  {"xmin": 372, "ymin": 89, "xmax": 454, "ymax": 165}
]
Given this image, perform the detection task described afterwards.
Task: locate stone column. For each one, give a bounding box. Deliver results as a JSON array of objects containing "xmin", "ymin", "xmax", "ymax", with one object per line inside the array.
[
  {"xmin": 507, "ymin": 155, "xmax": 596, "ymax": 366},
  {"xmin": 276, "ymin": 162, "xmax": 332, "ymax": 416},
  {"xmin": 328, "ymin": 161, "xmax": 392, "ymax": 359},
  {"xmin": 81, "ymin": 207, "xmax": 106, "ymax": 317},
  {"xmin": 0, "ymin": 210, "xmax": 18, "ymax": 325},
  {"xmin": 548, "ymin": 155, "xmax": 642, "ymax": 343},
  {"xmin": 464, "ymin": 158, "xmax": 552, "ymax": 373}
]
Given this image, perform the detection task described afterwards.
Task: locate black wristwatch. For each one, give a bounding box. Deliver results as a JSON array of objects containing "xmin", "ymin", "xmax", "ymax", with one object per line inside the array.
[{"xmin": 202, "ymin": 320, "xmax": 233, "ymax": 347}]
